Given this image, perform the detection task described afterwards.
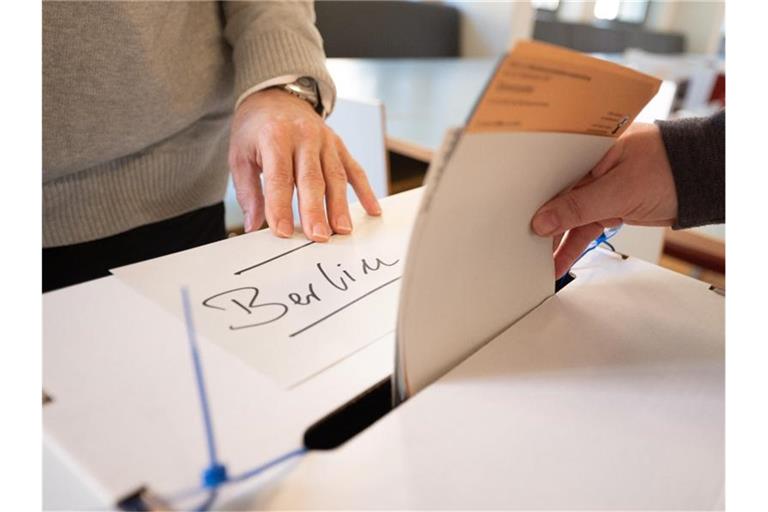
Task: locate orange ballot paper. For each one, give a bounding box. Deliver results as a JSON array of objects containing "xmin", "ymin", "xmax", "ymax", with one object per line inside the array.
[{"xmin": 466, "ymin": 40, "xmax": 661, "ymax": 137}]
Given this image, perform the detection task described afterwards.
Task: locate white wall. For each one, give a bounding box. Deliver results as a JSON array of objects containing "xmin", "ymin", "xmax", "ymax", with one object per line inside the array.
[
  {"xmin": 443, "ymin": 0, "xmax": 534, "ymax": 56},
  {"xmin": 645, "ymin": 0, "xmax": 725, "ymax": 54},
  {"xmin": 557, "ymin": 0, "xmax": 595, "ymax": 23},
  {"xmin": 441, "ymin": 1, "xmax": 725, "ymax": 57}
]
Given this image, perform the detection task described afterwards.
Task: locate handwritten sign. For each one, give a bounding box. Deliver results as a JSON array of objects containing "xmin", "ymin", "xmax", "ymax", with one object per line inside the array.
[
  {"xmin": 204, "ymin": 256, "xmax": 400, "ymax": 336},
  {"xmin": 112, "ymin": 189, "xmax": 422, "ymax": 388}
]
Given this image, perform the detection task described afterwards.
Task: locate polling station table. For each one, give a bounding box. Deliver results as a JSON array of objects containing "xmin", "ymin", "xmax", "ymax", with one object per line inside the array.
[{"xmin": 327, "ymin": 58, "xmax": 494, "ymax": 163}]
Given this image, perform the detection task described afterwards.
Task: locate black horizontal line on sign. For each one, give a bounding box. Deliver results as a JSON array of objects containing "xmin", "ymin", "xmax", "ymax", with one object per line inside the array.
[
  {"xmin": 289, "ymin": 276, "xmax": 402, "ymax": 337},
  {"xmin": 234, "ymin": 241, "xmax": 316, "ymax": 275}
]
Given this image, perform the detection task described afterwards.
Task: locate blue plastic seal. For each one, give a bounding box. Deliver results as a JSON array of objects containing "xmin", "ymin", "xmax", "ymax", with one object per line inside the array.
[{"xmin": 202, "ymin": 463, "xmax": 228, "ymax": 488}]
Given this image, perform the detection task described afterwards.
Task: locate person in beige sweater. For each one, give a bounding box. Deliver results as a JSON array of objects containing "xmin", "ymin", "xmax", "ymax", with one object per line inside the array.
[{"xmin": 43, "ymin": 1, "xmax": 380, "ymax": 292}]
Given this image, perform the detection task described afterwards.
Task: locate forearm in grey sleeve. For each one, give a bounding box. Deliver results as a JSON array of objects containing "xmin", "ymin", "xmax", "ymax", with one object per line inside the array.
[
  {"xmin": 222, "ymin": 0, "xmax": 336, "ymax": 111},
  {"xmin": 656, "ymin": 110, "xmax": 725, "ymax": 229}
]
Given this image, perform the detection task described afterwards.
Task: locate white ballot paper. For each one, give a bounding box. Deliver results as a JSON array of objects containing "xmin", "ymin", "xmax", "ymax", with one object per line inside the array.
[{"xmin": 112, "ymin": 189, "xmax": 422, "ymax": 388}]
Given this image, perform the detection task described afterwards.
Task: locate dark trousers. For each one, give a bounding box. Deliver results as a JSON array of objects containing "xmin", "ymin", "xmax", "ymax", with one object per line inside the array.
[{"xmin": 43, "ymin": 202, "xmax": 226, "ymax": 292}]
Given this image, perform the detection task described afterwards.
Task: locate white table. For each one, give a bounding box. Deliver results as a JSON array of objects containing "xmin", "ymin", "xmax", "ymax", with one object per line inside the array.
[{"xmin": 328, "ymin": 58, "xmax": 494, "ymax": 162}]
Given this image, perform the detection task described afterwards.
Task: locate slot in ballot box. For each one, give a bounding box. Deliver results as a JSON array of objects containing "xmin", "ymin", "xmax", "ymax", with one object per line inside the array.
[{"xmin": 43, "ymin": 187, "xmax": 723, "ymax": 511}]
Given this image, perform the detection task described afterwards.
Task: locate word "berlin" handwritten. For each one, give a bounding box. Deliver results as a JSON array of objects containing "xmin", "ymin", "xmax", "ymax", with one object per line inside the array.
[{"xmin": 201, "ymin": 257, "xmax": 399, "ymax": 331}]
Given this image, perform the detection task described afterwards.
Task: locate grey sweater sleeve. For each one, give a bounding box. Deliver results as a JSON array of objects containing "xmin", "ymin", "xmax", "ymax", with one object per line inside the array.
[
  {"xmin": 655, "ymin": 110, "xmax": 725, "ymax": 229},
  {"xmin": 222, "ymin": 1, "xmax": 336, "ymax": 113}
]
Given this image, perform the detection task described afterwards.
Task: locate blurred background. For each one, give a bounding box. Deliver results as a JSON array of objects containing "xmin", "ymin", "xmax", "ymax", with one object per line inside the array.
[{"xmin": 229, "ymin": 0, "xmax": 726, "ymax": 287}]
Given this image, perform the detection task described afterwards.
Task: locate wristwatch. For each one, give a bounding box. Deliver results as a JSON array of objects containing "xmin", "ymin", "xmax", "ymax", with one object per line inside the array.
[{"xmin": 280, "ymin": 76, "xmax": 324, "ymax": 117}]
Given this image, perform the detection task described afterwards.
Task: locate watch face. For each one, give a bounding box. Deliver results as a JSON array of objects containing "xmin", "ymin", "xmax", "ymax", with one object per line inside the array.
[
  {"xmin": 297, "ymin": 76, "xmax": 315, "ymax": 88},
  {"xmin": 286, "ymin": 77, "xmax": 321, "ymax": 116}
]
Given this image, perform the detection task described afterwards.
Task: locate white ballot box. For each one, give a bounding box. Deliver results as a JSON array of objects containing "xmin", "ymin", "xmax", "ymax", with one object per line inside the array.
[{"xmin": 43, "ymin": 203, "xmax": 724, "ymax": 509}]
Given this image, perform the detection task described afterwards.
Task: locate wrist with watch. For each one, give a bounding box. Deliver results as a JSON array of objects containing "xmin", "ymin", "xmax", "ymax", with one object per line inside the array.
[{"xmin": 276, "ymin": 76, "xmax": 324, "ymax": 118}]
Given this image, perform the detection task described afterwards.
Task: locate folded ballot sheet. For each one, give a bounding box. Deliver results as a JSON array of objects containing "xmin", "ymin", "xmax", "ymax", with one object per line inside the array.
[{"xmin": 394, "ymin": 41, "xmax": 661, "ymax": 399}]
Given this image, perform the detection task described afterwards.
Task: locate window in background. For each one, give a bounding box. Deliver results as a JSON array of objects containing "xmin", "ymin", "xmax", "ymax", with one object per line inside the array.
[
  {"xmin": 531, "ymin": 0, "xmax": 560, "ymax": 12},
  {"xmin": 594, "ymin": 0, "xmax": 649, "ymax": 24}
]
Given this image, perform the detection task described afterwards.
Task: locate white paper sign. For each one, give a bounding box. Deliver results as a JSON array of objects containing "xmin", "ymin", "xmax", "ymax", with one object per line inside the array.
[{"xmin": 112, "ymin": 189, "xmax": 422, "ymax": 388}]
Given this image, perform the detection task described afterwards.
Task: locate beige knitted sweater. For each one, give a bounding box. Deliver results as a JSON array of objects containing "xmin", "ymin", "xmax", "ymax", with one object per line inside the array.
[{"xmin": 43, "ymin": 1, "xmax": 335, "ymax": 247}]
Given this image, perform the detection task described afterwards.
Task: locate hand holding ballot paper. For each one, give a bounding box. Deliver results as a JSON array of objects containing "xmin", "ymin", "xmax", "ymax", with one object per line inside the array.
[
  {"xmin": 514, "ymin": 42, "xmax": 725, "ymax": 277},
  {"xmin": 533, "ymin": 122, "xmax": 679, "ymax": 277},
  {"xmin": 396, "ymin": 41, "xmax": 724, "ymax": 398},
  {"xmin": 395, "ymin": 41, "xmax": 664, "ymax": 399}
]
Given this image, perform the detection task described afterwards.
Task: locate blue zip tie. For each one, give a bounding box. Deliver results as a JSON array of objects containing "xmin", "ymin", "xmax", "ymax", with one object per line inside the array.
[
  {"xmin": 171, "ymin": 287, "xmax": 307, "ymax": 511},
  {"xmin": 227, "ymin": 447, "xmax": 308, "ymax": 484},
  {"xmin": 571, "ymin": 225, "xmax": 622, "ymax": 269},
  {"xmin": 168, "ymin": 447, "xmax": 308, "ymax": 507},
  {"xmin": 180, "ymin": 287, "xmax": 228, "ymax": 489},
  {"xmin": 193, "ymin": 489, "xmax": 218, "ymax": 512}
]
